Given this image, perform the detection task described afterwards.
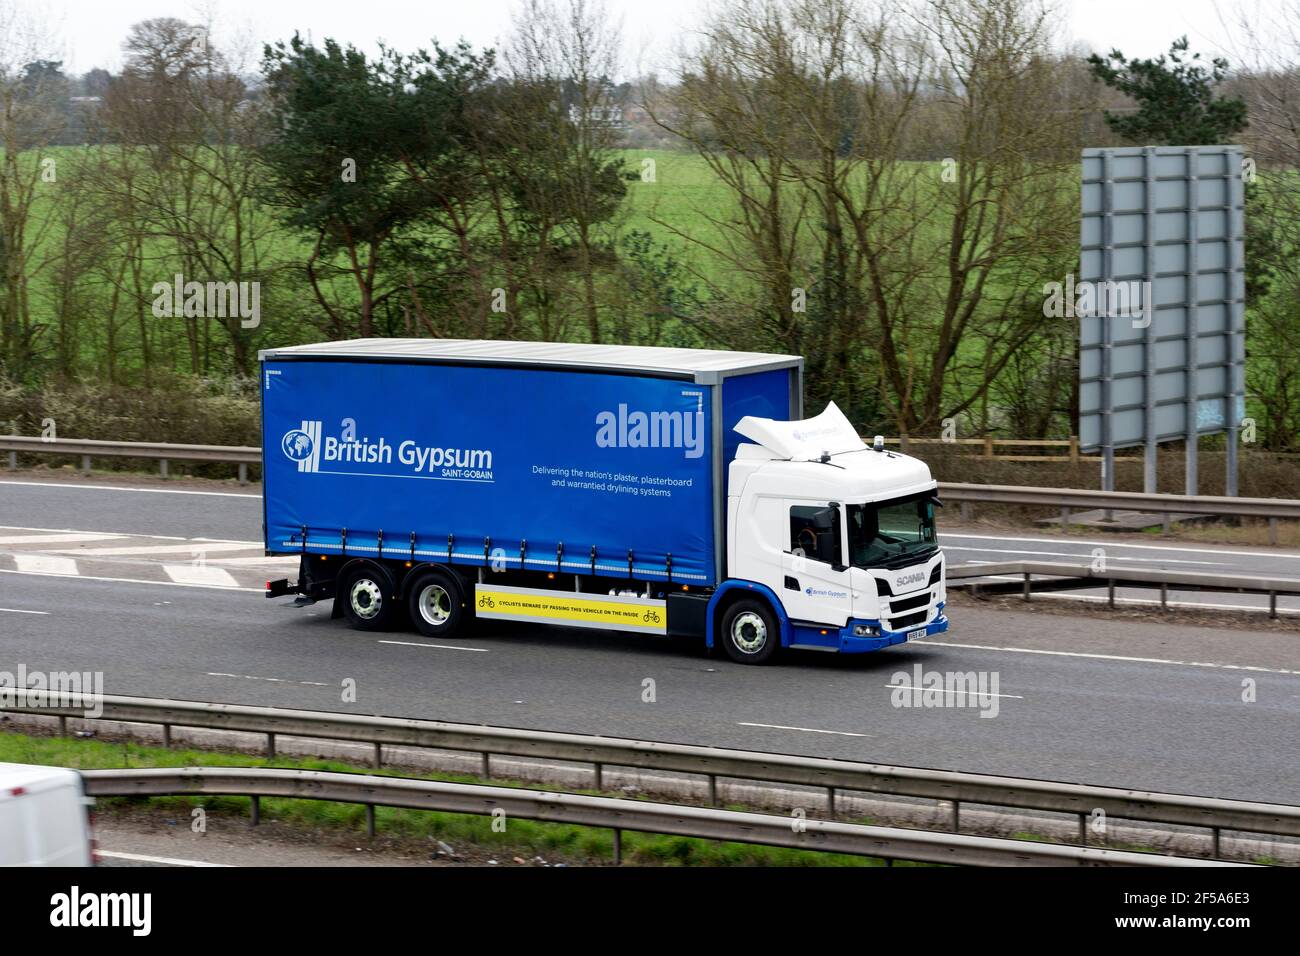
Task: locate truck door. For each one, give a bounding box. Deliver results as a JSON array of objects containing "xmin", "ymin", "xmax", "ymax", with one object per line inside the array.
[{"xmin": 780, "ymin": 501, "xmax": 853, "ymax": 626}]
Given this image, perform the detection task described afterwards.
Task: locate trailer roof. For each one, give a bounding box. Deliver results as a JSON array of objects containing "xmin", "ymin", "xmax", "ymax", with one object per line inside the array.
[{"xmin": 259, "ymin": 338, "xmax": 802, "ymax": 384}]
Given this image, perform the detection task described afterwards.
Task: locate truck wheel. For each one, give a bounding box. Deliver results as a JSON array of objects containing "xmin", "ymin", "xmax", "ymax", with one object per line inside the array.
[
  {"xmin": 720, "ymin": 599, "xmax": 779, "ymax": 664},
  {"xmin": 341, "ymin": 566, "xmax": 395, "ymax": 631},
  {"xmin": 407, "ymin": 571, "xmax": 465, "ymax": 638}
]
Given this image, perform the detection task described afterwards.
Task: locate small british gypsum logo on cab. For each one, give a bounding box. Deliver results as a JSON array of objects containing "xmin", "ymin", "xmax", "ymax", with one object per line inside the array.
[{"xmin": 805, "ymin": 587, "xmax": 848, "ymax": 599}]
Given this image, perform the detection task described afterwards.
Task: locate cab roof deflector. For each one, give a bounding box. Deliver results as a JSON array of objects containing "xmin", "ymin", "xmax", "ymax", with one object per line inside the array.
[{"xmin": 734, "ymin": 401, "xmax": 866, "ymax": 461}]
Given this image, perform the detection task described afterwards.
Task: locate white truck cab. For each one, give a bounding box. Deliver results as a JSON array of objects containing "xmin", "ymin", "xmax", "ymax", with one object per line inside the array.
[{"xmin": 721, "ymin": 402, "xmax": 948, "ymax": 658}]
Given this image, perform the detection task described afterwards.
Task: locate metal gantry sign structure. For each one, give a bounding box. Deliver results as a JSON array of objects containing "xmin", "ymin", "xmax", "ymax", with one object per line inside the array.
[{"xmin": 1079, "ymin": 145, "xmax": 1246, "ymax": 496}]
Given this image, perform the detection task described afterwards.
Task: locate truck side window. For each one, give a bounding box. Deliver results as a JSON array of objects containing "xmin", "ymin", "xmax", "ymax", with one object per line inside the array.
[{"xmin": 789, "ymin": 505, "xmax": 842, "ymax": 566}]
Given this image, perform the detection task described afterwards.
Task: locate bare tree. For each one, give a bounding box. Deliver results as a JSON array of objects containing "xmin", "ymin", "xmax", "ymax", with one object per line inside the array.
[
  {"xmin": 496, "ymin": 0, "xmax": 628, "ymax": 342},
  {"xmin": 0, "ymin": 1, "xmax": 64, "ymax": 380},
  {"xmin": 658, "ymin": 0, "xmax": 1081, "ymax": 433}
]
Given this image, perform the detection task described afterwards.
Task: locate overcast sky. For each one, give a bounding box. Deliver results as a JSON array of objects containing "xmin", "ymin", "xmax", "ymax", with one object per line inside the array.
[{"xmin": 30, "ymin": 0, "xmax": 1287, "ymax": 76}]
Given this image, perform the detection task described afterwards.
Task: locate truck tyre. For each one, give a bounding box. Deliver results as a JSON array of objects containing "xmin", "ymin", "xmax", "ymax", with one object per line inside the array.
[
  {"xmin": 719, "ymin": 598, "xmax": 779, "ymax": 664},
  {"xmin": 407, "ymin": 570, "xmax": 465, "ymax": 638},
  {"xmin": 340, "ymin": 565, "xmax": 395, "ymax": 631}
]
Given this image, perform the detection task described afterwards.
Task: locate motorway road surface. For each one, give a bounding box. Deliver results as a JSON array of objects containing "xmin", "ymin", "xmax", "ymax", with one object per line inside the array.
[{"xmin": 2, "ymin": 476, "xmax": 1299, "ymax": 805}]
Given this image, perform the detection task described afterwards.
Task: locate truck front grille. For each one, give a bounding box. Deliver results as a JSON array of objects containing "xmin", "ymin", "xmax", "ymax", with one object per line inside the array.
[
  {"xmin": 889, "ymin": 591, "xmax": 930, "ymax": 613},
  {"xmin": 889, "ymin": 609, "xmax": 928, "ymax": 631}
]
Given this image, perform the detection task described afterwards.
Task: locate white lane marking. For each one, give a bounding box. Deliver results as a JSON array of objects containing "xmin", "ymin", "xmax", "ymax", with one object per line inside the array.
[
  {"xmin": 0, "ymin": 479, "xmax": 258, "ymax": 499},
  {"xmin": 162, "ymin": 564, "xmax": 240, "ymax": 588},
  {"xmin": 13, "ymin": 554, "xmax": 78, "ymax": 575},
  {"xmin": 738, "ymin": 722, "xmax": 874, "ymax": 738},
  {"xmin": 942, "ymin": 545, "xmax": 1219, "ymax": 566},
  {"xmin": 208, "ymin": 555, "xmax": 299, "ymax": 567},
  {"xmin": 0, "ymin": 567, "xmax": 262, "ymax": 592},
  {"xmin": 97, "ymin": 850, "xmax": 231, "ymax": 867},
  {"xmin": 0, "ymin": 607, "xmax": 49, "ymax": 615},
  {"xmin": 55, "ymin": 542, "xmax": 260, "ymax": 557},
  {"xmin": 0, "ymin": 532, "xmax": 125, "ymax": 546},
  {"xmin": 378, "ymin": 639, "xmax": 490, "ymax": 653},
  {"xmin": 914, "ymin": 640, "xmax": 1300, "ymax": 677},
  {"xmin": 941, "ymin": 531, "xmax": 1300, "ymax": 561},
  {"xmin": 206, "ymin": 672, "xmax": 330, "ymax": 686},
  {"xmin": 0, "ymin": 524, "xmax": 189, "ymax": 540},
  {"xmin": 883, "ymin": 683, "xmax": 1024, "ymax": 700}
]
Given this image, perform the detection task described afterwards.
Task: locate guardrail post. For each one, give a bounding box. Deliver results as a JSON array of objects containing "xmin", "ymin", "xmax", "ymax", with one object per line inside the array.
[
  {"xmin": 250, "ymin": 796, "xmax": 260, "ymax": 826},
  {"xmin": 238, "ymin": 463, "xmax": 248, "ymax": 485},
  {"xmin": 6, "ymin": 451, "xmax": 14, "ymax": 469},
  {"xmin": 373, "ymin": 742, "xmax": 382, "ymax": 769},
  {"xmin": 58, "ymin": 715, "xmax": 67, "ymax": 736},
  {"xmin": 707, "ymin": 774, "xmax": 718, "ymax": 806},
  {"xmin": 159, "ymin": 458, "xmax": 168, "ymax": 479},
  {"xmin": 1269, "ymin": 518, "xmax": 1279, "ymax": 546},
  {"xmin": 1069, "ymin": 435, "xmax": 1079, "ymax": 465},
  {"xmin": 1270, "ymin": 592, "xmax": 1278, "ymax": 621},
  {"xmin": 162, "ymin": 724, "xmax": 172, "ymax": 749},
  {"xmin": 1022, "ymin": 572, "xmax": 1030, "ymax": 602},
  {"xmin": 594, "ymin": 762, "xmax": 603, "ymax": 790},
  {"xmin": 481, "ymin": 752, "xmax": 491, "ymax": 779},
  {"xmin": 80, "ymin": 455, "xmax": 91, "ymax": 473},
  {"xmin": 1078, "ymin": 813, "xmax": 1087, "ymax": 846},
  {"xmin": 366, "ymin": 804, "xmax": 376, "ymax": 839},
  {"xmin": 960, "ymin": 502, "xmax": 971, "ymax": 523},
  {"xmin": 1059, "ymin": 507, "xmax": 1069, "ymax": 529},
  {"xmin": 1108, "ymin": 580, "xmax": 1116, "ymax": 609},
  {"xmin": 827, "ymin": 787, "xmax": 836, "ymax": 818},
  {"xmin": 612, "ymin": 828, "xmax": 622, "ymax": 865},
  {"xmin": 950, "ymin": 800, "xmax": 960, "ymax": 832},
  {"xmin": 983, "ymin": 437, "xmax": 994, "ymax": 460},
  {"xmin": 1210, "ymin": 826, "xmax": 1220, "ymax": 859},
  {"xmin": 1160, "ymin": 584, "xmax": 1168, "ymax": 611},
  {"xmin": 266, "ymin": 732, "xmax": 276, "ymax": 759}
]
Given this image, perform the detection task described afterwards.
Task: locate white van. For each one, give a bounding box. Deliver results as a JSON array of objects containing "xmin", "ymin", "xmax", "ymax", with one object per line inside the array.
[{"xmin": 0, "ymin": 763, "xmax": 94, "ymax": 866}]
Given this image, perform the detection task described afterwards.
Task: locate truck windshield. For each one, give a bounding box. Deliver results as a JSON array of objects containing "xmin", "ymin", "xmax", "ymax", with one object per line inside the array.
[{"xmin": 847, "ymin": 493, "xmax": 938, "ymax": 569}]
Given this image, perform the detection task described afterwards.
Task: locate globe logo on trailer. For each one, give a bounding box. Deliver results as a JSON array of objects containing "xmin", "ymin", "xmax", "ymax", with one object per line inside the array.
[
  {"xmin": 283, "ymin": 421, "xmax": 323, "ymax": 472},
  {"xmin": 282, "ymin": 430, "xmax": 314, "ymax": 461}
]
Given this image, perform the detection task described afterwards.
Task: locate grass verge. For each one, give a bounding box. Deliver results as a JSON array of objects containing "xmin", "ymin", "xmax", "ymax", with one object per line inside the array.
[{"xmin": 0, "ymin": 729, "xmax": 897, "ymax": 867}]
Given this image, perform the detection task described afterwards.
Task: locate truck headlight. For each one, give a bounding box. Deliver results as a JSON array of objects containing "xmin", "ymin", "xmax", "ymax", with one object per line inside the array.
[{"xmin": 853, "ymin": 624, "xmax": 878, "ymax": 637}]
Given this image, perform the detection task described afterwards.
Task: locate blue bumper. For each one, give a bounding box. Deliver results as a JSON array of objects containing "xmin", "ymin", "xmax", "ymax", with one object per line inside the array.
[{"xmin": 790, "ymin": 603, "xmax": 949, "ymax": 654}]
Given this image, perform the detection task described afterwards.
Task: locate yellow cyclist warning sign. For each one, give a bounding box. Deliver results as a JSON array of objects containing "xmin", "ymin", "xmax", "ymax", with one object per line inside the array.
[{"xmin": 474, "ymin": 585, "xmax": 667, "ymax": 634}]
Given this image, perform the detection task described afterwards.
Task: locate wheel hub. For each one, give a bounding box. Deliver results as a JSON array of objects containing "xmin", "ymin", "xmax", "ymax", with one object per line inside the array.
[
  {"xmin": 732, "ymin": 611, "xmax": 767, "ymax": 654},
  {"xmin": 350, "ymin": 578, "xmax": 383, "ymax": 620},
  {"xmin": 418, "ymin": 583, "xmax": 452, "ymax": 626}
]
